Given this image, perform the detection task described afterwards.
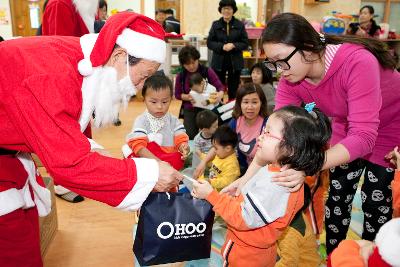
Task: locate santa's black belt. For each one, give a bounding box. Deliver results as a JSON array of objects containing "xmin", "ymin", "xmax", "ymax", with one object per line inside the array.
[{"xmin": 0, "ymin": 148, "xmax": 18, "ymax": 155}]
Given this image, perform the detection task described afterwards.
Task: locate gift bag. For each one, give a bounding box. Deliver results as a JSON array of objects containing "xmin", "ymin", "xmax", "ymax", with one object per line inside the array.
[{"xmin": 133, "ymin": 192, "xmax": 215, "ymax": 266}]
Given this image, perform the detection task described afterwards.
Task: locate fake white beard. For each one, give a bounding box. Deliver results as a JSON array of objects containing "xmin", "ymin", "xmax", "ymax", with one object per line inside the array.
[
  {"xmin": 79, "ymin": 66, "xmax": 136, "ymax": 130},
  {"xmin": 72, "ymin": 0, "xmax": 98, "ymax": 33}
]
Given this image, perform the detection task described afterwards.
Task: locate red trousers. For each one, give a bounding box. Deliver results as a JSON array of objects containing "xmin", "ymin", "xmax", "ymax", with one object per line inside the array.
[{"xmin": 0, "ymin": 207, "xmax": 42, "ymax": 267}]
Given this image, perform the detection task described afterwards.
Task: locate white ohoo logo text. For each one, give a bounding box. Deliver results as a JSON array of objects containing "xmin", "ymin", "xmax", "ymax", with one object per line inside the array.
[{"xmin": 156, "ymin": 222, "xmax": 207, "ymax": 240}]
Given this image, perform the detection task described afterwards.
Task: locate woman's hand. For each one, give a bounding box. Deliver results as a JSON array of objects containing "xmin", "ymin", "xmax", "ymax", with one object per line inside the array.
[
  {"xmin": 191, "ymin": 180, "xmax": 213, "ymax": 199},
  {"xmin": 271, "ymin": 165, "xmax": 305, "ymax": 192},
  {"xmin": 193, "ymin": 161, "xmax": 206, "ymax": 179}
]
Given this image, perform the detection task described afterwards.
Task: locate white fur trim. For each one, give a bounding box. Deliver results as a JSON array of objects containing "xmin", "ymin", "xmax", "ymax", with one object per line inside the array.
[
  {"xmin": 78, "ymin": 58, "xmax": 93, "ymax": 76},
  {"xmin": 0, "ymin": 154, "xmax": 51, "ymax": 217},
  {"xmin": 88, "ymin": 138, "xmax": 104, "ymax": 150},
  {"xmin": 0, "ymin": 188, "xmax": 26, "ymax": 216},
  {"xmin": 121, "ymin": 144, "xmax": 133, "ymax": 158},
  {"xmin": 116, "ymin": 158, "xmax": 159, "ymax": 211},
  {"xmin": 72, "ymin": 0, "xmax": 98, "ymax": 33},
  {"xmin": 17, "ymin": 153, "xmax": 51, "ymax": 217},
  {"xmin": 116, "ymin": 28, "xmax": 166, "ymax": 63},
  {"xmin": 375, "ymin": 218, "xmax": 400, "ymax": 266},
  {"xmin": 78, "ymin": 33, "xmax": 98, "ymax": 76}
]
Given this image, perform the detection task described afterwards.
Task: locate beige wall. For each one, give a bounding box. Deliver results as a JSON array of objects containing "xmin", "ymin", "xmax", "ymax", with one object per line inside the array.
[
  {"xmin": 0, "ymin": 0, "xmax": 12, "ymax": 39},
  {"xmin": 290, "ymin": 0, "xmax": 361, "ymax": 22},
  {"xmin": 181, "ymin": 0, "xmax": 220, "ymax": 36}
]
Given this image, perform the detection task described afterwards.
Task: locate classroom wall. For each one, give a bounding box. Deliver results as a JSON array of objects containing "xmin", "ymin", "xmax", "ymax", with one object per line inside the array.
[
  {"xmin": 295, "ymin": 0, "xmax": 361, "ymax": 22},
  {"xmin": 0, "ymin": 0, "xmax": 13, "ymax": 39},
  {"xmin": 181, "ymin": 0, "xmax": 220, "ymax": 36}
]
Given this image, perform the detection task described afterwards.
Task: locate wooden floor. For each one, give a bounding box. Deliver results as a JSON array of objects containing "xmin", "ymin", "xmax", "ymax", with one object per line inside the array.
[{"xmin": 43, "ymin": 97, "xmax": 182, "ymax": 267}]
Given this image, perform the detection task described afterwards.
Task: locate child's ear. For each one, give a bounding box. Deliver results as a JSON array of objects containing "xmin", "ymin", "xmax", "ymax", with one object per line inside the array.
[{"xmin": 225, "ymin": 145, "xmax": 234, "ymax": 152}]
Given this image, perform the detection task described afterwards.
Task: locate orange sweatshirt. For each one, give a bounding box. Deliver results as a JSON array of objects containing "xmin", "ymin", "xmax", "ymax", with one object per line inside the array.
[
  {"xmin": 393, "ymin": 170, "xmax": 400, "ymax": 217},
  {"xmin": 206, "ymin": 166, "xmax": 304, "ymax": 266}
]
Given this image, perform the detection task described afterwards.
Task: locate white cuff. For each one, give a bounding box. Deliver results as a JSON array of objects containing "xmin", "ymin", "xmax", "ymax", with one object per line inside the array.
[
  {"xmin": 116, "ymin": 158, "xmax": 159, "ymax": 211},
  {"xmin": 88, "ymin": 138, "xmax": 104, "ymax": 150}
]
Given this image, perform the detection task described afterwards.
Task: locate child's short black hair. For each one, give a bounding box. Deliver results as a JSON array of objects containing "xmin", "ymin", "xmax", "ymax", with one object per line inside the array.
[
  {"xmin": 273, "ymin": 105, "xmax": 332, "ymax": 176},
  {"xmin": 189, "ymin": 73, "xmax": 204, "ymax": 88},
  {"xmin": 212, "ymin": 125, "xmax": 238, "ymax": 148},
  {"xmin": 141, "ymin": 74, "xmax": 173, "ymax": 97},
  {"xmin": 196, "ymin": 110, "xmax": 218, "ymax": 130}
]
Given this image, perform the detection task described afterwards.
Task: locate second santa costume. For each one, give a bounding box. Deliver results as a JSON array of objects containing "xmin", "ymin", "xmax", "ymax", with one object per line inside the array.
[
  {"xmin": 42, "ymin": 0, "xmax": 98, "ymax": 36},
  {"xmin": 0, "ymin": 12, "xmax": 167, "ymax": 266}
]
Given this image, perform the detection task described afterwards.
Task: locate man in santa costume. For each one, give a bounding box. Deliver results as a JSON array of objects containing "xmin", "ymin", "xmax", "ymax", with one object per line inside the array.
[
  {"xmin": 42, "ymin": 0, "xmax": 100, "ymax": 202},
  {"xmin": 0, "ymin": 12, "xmax": 181, "ymax": 267}
]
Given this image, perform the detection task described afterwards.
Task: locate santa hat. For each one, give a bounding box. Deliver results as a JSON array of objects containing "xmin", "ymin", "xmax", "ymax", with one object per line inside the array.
[
  {"xmin": 369, "ymin": 218, "xmax": 400, "ymax": 267},
  {"xmin": 78, "ymin": 11, "xmax": 166, "ymax": 76}
]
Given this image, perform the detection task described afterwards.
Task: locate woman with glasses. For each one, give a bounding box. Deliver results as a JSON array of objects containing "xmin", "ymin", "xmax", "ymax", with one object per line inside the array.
[{"xmin": 224, "ymin": 12, "xmax": 400, "ymax": 256}]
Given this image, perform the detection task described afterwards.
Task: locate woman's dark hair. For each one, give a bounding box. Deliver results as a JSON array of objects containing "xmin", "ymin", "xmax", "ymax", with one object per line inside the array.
[
  {"xmin": 232, "ymin": 83, "xmax": 269, "ymax": 119},
  {"xmin": 189, "ymin": 73, "xmax": 204, "ymax": 87},
  {"xmin": 196, "ymin": 110, "xmax": 218, "ymax": 129},
  {"xmin": 273, "ymin": 105, "xmax": 332, "ymax": 176},
  {"xmin": 212, "ymin": 125, "xmax": 238, "ymax": 148},
  {"xmin": 361, "ymin": 5, "xmax": 374, "ymax": 15},
  {"xmin": 262, "ymin": 13, "xmax": 396, "ymax": 69},
  {"xmin": 178, "ymin": 45, "xmax": 200, "ymax": 65},
  {"xmin": 142, "ymin": 74, "xmax": 173, "ymax": 97},
  {"xmin": 99, "ymin": 0, "xmax": 107, "ymax": 10},
  {"xmin": 218, "ymin": 0, "xmax": 238, "ymax": 14},
  {"xmin": 250, "ymin": 62, "xmax": 273, "ymax": 84}
]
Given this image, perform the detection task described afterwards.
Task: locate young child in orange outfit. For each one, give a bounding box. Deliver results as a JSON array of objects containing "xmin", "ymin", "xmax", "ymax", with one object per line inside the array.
[{"xmin": 192, "ymin": 104, "xmax": 332, "ymax": 267}]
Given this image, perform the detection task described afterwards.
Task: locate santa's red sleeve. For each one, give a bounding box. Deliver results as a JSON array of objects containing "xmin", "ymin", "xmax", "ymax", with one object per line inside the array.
[
  {"xmin": 42, "ymin": 1, "xmax": 78, "ymax": 36},
  {"xmin": 6, "ymin": 73, "xmax": 158, "ymax": 210}
]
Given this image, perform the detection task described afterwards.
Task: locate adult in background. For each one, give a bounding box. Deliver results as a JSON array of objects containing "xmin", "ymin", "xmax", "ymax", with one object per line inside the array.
[
  {"xmin": 42, "ymin": 0, "xmax": 98, "ymax": 36},
  {"xmin": 0, "ymin": 12, "xmax": 182, "ymax": 267},
  {"xmin": 347, "ymin": 5, "xmax": 381, "ymax": 38},
  {"xmin": 165, "ymin": 8, "xmax": 180, "ymax": 34},
  {"xmin": 174, "ymin": 45, "xmax": 225, "ymax": 139},
  {"xmin": 207, "ymin": 0, "xmax": 248, "ymax": 101},
  {"xmin": 225, "ymin": 12, "xmax": 400, "ymax": 255},
  {"xmin": 97, "ymin": 0, "xmax": 108, "ymax": 21},
  {"xmin": 41, "ymin": 0, "xmax": 99, "ymax": 202}
]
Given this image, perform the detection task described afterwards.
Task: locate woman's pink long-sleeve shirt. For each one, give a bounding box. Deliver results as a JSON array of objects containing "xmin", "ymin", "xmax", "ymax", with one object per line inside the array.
[{"xmin": 276, "ymin": 43, "xmax": 400, "ymax": 167}]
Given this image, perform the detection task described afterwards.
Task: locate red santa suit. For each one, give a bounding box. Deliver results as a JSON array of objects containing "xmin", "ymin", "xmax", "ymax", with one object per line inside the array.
[
  {"xmin": 0, "ymin": 12, "xmax": 166, "ymax": 267},
  {"xmin": 42, "ymin": 0, "xmax": 98, "ymax": 36}
]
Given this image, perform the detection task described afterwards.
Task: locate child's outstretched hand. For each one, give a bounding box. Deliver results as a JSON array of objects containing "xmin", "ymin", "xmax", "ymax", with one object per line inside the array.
[
  {"xmin": 178, "ymin": 143, "xmax": 190, "ymax": 160},
  {"xmin": 191, "ymin": 180, "xmax": 213, "ymax": 199},
  {"xmin": 385, "ymin": 146, "xmax": 400, "ymax": 168}
]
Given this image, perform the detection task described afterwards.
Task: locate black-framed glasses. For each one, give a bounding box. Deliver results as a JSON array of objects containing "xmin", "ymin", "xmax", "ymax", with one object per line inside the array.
[{"xmin": 263, "ymin": 48, "xmax": 299, "ymax": 71}]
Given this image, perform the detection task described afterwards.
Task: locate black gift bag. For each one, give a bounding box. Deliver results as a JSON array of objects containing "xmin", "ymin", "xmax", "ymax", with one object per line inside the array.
[{"xmin": 133, "ymin": 192, "xmax": 215, "ymax": 266}]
